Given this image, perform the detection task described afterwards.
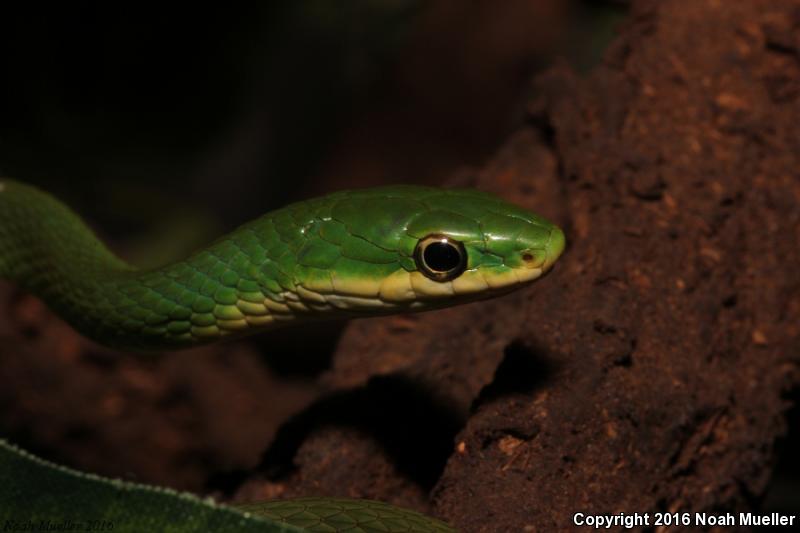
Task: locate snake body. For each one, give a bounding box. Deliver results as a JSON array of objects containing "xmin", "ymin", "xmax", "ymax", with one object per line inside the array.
[{"xmin": 0, "ymin": 179, "xmax": 565, "ymax": 531}]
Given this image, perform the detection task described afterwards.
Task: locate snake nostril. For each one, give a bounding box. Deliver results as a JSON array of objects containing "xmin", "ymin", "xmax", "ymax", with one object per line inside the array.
[{"xmin": 522, "ymin": 252, "xmax": 534, "ymax": 263}]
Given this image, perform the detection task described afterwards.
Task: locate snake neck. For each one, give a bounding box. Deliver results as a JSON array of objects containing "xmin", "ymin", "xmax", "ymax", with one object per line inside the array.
[
  {"xmin": 0, "ymin": 181, "xmax": 127, "ymax": 281},
  {"xmin": 0, "ymin": 180, "xmax": 314, "ymax": 350},
  {"xmin": 0, "ymin": 181, "xmax": 136, "ymax": 340}
]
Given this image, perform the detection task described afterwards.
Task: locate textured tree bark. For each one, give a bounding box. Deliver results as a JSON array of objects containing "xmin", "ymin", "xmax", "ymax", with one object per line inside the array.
[{"xmin": 237, "ymin": 0, "xmax": 800, "ymax": 531}]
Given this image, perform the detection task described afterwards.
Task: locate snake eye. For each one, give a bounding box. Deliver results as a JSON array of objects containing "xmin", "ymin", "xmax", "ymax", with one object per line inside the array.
[{"xmin": 414, "ymin": 234, "xmax": 467, "ymax": 282}]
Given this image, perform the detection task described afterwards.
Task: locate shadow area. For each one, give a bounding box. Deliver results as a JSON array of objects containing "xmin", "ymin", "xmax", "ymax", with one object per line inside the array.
[
  {"xmin": 209, "ymin": 372, "xmax": 466, "ymax": 496},
  {"xmin": 210, "ymin": 337, "xmax": 560, "ymax": 496},
  {"xmin": 250, "ymin": 320, "xmax": 349, "ymax": 378},
  {"xmin": 761, "ymin": 384, "xmax": 800, "ymax": 531},
  {"xmin": 472, "ymin": 338, "xmax": 558, "ymax": 411}
]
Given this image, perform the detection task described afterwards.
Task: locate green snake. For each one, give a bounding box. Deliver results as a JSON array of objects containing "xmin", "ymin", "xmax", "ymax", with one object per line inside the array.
[{"xmin": 0, "ymin": 179, "xmax": 565, "ymax": 532}]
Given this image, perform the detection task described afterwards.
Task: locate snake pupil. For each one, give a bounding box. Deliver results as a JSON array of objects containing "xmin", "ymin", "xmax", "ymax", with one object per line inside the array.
[
  {"xmin": 424, "ymin": 242, "xmax": 460, "ymax": 272},
  {"xmin": 414, "ymin": 234, "xmax": 467, "ymax": 281}
]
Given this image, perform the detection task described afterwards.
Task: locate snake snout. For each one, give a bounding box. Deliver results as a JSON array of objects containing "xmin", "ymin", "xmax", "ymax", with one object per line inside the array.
[{"xmin": 543, "ymin": 226, "xmax": 566, "ymax": 272}]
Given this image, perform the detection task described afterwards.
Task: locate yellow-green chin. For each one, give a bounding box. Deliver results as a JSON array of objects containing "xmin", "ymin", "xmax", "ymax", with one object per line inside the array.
[{"xmin": 313, "ymin": 266, "xmax": 547, "ymax": 310}]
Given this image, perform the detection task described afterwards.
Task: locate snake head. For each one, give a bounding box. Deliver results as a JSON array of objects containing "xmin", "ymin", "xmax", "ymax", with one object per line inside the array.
[
  {"xmin": 397, "ymin": 188, "xmax": 565, "ymax": 306},
  {"xmin": 293, "ymin": 186, "xmax": 565, "ymax": 312}
]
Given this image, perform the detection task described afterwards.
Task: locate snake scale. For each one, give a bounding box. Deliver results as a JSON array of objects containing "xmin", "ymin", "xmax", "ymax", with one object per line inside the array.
[{"xmin": 0, "ymin": 179, "xmax": 565, "ymax": 532}]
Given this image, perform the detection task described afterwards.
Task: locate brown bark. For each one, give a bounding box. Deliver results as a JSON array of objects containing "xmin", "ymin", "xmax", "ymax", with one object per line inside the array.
[{"xmin": 237, "ymin": 0, "xmax": 800, "ymax": 531}]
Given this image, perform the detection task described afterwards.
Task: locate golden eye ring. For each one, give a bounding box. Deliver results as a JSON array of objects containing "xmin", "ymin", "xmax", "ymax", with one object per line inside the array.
[{"xmin": 413, "ymin": 234, "xmax": 467, "ymax": 282}]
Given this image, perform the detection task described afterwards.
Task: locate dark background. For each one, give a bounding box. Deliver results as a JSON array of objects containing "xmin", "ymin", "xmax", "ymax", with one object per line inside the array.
[
  {"xmin": 0, "ymin": 0, "xmax": 796, "ymax": 524},
  {"xmin": 0, "ymin": 1, "xmax": 618, "ymax": 264}
]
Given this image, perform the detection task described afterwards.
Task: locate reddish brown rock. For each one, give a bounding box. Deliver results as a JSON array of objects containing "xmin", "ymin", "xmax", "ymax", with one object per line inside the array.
[{"xmin": 237, "ymin": 1, "xmax": 800, "ymax": 531}]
